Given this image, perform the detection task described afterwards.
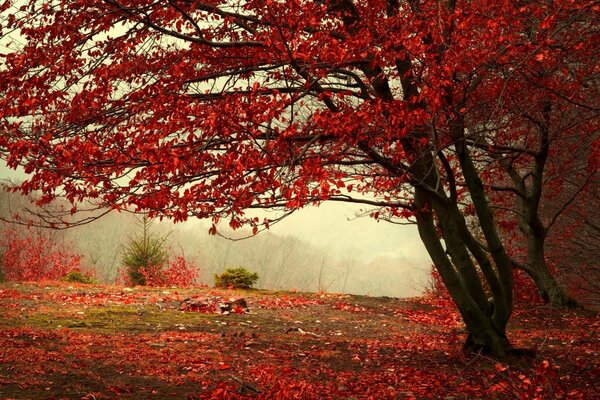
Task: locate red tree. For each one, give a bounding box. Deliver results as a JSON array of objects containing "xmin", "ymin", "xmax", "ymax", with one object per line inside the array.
[
  {"xmin": 482, "ymin": 126, "xmax": 597, "ymax": 307},
  {"xmin": 460, "ymin": 11, "xmax": 599, "ymax": 308},
  {"xmin": 1, "ymin": 0, "xmax": 597, "ymax": 355}
]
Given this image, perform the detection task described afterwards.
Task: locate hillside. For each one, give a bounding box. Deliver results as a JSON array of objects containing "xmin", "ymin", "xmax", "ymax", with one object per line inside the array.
[{"xmin": 0, "ymin": 282, "xmax": 598, "ymax": 399}]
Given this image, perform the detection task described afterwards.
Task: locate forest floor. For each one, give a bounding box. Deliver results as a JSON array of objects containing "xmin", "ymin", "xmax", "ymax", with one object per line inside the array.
[{"xmin": 0, "ymin": 282, "xmax": 598, "ymax": 399}]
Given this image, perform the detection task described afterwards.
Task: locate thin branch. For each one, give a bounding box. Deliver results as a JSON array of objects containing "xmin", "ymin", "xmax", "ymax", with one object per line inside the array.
[{"xmin": 546, "ymin": 171, "xmax": 597, "ymax": 232}]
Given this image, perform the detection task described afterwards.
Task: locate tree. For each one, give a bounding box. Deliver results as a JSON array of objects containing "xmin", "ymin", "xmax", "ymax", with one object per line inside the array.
[
  {"xmin": 482, "ymin": 126, "xmax": 596, "ymax": 307},
  {"xmin": 1, "ymin": 0, "xmax": 597, "ymax": 355},
  {"xmin": 543, "ymin": 173, "xmax": 600, "ymax": 308},
  {"xmin": 121, "ymin": 216, "xmax": 168, "ymax": 285},
  {"xmin": 460, "ymin": 7, "xmax": 599, "ymax": 307}
]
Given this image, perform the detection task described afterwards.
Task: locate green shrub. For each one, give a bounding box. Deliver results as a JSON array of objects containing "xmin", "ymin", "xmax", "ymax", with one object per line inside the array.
[
  {"xmin": 61, "ymin": 269, "xmax": 96, "ymax": 284},
  {"xmin": 214, "ymin": 267, "xmax": 259, "ymax": 289}
]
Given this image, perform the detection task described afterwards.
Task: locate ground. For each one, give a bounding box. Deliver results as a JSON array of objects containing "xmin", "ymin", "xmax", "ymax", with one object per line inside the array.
[{"xmin": 0, "ymin": 282, "xmax": 598, "ymax": 399}]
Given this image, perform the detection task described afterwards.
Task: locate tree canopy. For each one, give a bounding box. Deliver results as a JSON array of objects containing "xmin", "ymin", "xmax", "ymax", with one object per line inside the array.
[{"xmin": 1, "ymin": 0, "xmax": 598, "ymax": 355}]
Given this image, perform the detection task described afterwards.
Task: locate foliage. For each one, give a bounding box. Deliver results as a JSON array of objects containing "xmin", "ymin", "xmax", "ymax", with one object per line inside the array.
[
  {"xmin": 61, "ymin": 269, "xmax": 96, "ymax": 284},
  {"xmin": 426, "ymin": 265, "xmax": 449, "ymax": 298},
  {"xmin": 140, "ymin": 256, "xmax": 199, "ymax": 288},
  {"xmin": 1, "ymin": 0, "xmax": 597, "ymax": 354},
  {"xmin": 0, "ymin": 227, "xmax": 82, "ymax": 281},
  {"xmin": 512, "ymin": 270, "xmax": 545, "ymax": 305},
  {"xmin": 214, "ymin": 267, "xmax": 259, "ymax": 289},
  {"xmin": 121, "ymin": 217, "xmax": 168, "ymax": 286}
]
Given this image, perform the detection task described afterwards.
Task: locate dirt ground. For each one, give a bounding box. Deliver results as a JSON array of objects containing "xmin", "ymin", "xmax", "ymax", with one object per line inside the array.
[{"xmin": 0, "ymin": 282, "xmax": 598, "ymax": 399}]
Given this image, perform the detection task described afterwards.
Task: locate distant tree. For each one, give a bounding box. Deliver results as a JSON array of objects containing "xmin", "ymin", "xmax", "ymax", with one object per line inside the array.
[
  {"xmin": 121, "ymin": 216, "xmax": 168, "ymax": 286},
  {"xmin": 339, "ymin": 252, "xmax": 357, "ymax": 293},
  {"xmin": 1, "ymin": 0, "xmax": 597, "ymax": 355}
]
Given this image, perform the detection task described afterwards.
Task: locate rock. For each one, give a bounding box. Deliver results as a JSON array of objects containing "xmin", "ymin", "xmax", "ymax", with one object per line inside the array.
[
  {"xmin": 220, "ymin": 298, "xmax": 249, "ymax": 313},
  {"xmin": 179, "ymin": 298, "xmax": 211, "ymax": 312}
]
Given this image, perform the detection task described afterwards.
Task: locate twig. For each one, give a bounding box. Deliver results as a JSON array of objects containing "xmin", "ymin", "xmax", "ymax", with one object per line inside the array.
[
  {"xmin": 230, "ymin": 375, "xmax": 262, "ymax": 394},
  {"xmin": 286, "ymin": 327, "xmax": 322, "ymax": 337}
]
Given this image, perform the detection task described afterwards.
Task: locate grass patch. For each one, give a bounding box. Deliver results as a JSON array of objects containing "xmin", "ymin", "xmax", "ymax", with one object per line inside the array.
[{"xmin": 18, "ymin": 303, "xmax": 215, "ymax": 333}]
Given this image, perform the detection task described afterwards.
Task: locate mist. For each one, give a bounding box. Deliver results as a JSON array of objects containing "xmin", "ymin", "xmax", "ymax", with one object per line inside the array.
[{"xmin": 1, "ymin": 164, "xmax": 432, "ymax": 297}]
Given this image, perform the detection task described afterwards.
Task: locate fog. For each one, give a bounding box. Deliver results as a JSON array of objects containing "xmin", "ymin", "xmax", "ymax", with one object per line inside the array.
[{"xmin": 1, "ymin": 163, "xmax": 431, "ymax": 297}]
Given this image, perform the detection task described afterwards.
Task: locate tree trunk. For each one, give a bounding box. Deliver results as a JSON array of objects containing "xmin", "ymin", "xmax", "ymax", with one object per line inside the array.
[
  {"xmin": 521, "ymin": 234, "xmax": 579, "ymax": 307},
  {"xmin": 414, "ymin": 187, "xmax": 512, "ymax": 356},
  {"xmin": 521, "ymin": 222, "xmax": 579, "ymax": 308},
  {"xmin": 338, "ymin": 0, "xmax": 516, "ymax": 354},
  {"xmin": 525, "ymin": 263, "xmax": 578, "ymax": 308}
]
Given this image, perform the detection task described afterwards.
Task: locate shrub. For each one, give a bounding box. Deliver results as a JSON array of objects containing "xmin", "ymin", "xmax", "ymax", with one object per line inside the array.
[
  {"xmin": 61, "ymin": 269, "xmax": 96, "ymax": 284},
  {"xmin": 214, "ymin": 267, "xmax": 259, "ymax": 289},
  {"xmin": 140, "ymin": 256, "xmax": 198, "ymax": 287},
  {"xmin": 513, "ymin": 269, "xmax": 543, "ymax": 305},
  {"xmin": 426, "ymin": 265, "xmax": 449, "ymax": 297},
  {"xmin": 0, "ymin": 227, "xmax": 82, "ymax": 281}
]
